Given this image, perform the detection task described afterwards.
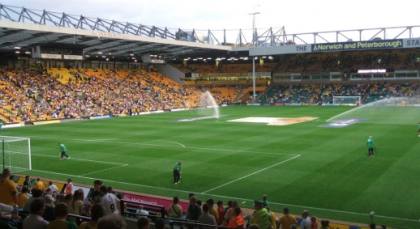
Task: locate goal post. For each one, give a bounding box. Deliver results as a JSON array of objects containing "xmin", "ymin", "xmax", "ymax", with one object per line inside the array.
[
  {"xmin": 0, "ymin": 136, "xmax": 32, "ymax": 173},
  {"xmin": 332, "ymin": 96, "xmax": 362, "ymax": 106}
]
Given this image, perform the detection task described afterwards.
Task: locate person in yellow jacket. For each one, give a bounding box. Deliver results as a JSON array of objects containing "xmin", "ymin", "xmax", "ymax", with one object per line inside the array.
[
  {"xmin": 0, "ymin": 168, "xmax": 17, "ymax": 205},
  {"xmin": 34, "ymin": 178, "xmax": 45, "ymax": 191},
  {"xmin": 17, "ymin": 186, "xmax": 30, "ymax": 208}
]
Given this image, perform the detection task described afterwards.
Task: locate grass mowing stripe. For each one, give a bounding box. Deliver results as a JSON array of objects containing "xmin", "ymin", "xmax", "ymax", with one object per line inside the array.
[
  {"xmin": 30, "ymin": 136, "xmax": 295, "ymax": 157},
  {"xmin": 202, "ymin": 154, "xmax": 301, "ymax": 194}
]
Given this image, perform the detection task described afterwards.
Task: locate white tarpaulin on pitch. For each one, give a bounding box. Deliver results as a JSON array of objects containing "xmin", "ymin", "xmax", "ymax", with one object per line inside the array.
[{"xmin": 228, "ymin": 117, "xmax": 317, "ymax": 126}]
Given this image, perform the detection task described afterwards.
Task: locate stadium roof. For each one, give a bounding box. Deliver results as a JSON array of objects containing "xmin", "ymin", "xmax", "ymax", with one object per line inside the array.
[{"xmin": 0, "ymin": 4, "xmax": 234, "ymax": 59}]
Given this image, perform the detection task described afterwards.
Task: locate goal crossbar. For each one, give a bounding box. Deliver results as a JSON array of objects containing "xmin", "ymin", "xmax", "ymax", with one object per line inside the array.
[{"xmin": 332, "ymin": 96, "xmax": 361, "ymax": 106}]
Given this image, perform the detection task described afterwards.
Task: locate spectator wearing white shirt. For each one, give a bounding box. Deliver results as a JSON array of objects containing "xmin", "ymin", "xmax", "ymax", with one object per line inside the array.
[
  {"xmin": 101, "ymin": 186, "xmax": 120, "ymax": 215},
  {"xmin": 299, "ymin": 210, "xmax": 311, "ymax": 229},
  {"xmin": 48, "ymin": 181, "xmax": 58, "ymax": 193}
]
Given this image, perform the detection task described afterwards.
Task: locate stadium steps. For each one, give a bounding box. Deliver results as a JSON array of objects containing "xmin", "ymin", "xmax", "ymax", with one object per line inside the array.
[
  {"xmin": 82, "ymin": 68, "xmax": 109, "ymax": 80},
  {"xmin": 116, "ymin": 70, "xmax": 129, "ymax": 79},
  {"xmin": 47, "ymin": 68, "xmax": 76, "ymax": 84},
  {"xmin": 0, "ymin": 106, "xmax": 16, "ymax": 123},
  {"xmin": 0, "ymin": 111, "xmax": 9, "ymax": 123},
  {"xmin": 236, "ymin": 86, "xmax": 267, "ymax": 102}
]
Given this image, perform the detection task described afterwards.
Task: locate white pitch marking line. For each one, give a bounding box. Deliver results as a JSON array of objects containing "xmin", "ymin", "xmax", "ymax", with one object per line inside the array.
[
  {"xmin": 81, "ymin": 163, "xmax": 129, "ymax": 176},
  {"xmin": 201, "ymin": 154, "xmax": 301, "ymax": 194},
  {"xmin": 164, "ymin": 141, "xmax": 186, "ymax": 149},
  {"xmin": 26, "ymin": 168, "xmax": 418, "ymax": 223},
  {"xmin": 8, "ymin": 150, "xmax": 126, "ymax": 166},
  {"xmin": 148, "ymin": 140, "xmax": 187, "ymax": 149},
  {"xmin": 59, "ymin": 156, "xmax": 124, "ymax": 166},
  {"xmin": 326, "ymin": 105, "xmax": 364, "ymax": 122},
  {"xmin": 72, "ymin": 138, "xmax": 116, "ymax": 142}
]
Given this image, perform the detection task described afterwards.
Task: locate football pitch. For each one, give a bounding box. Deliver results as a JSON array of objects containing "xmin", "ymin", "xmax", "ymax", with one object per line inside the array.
[{"xmin": 2, "ymin": 106, "xmax": 420, "ymax": 228}]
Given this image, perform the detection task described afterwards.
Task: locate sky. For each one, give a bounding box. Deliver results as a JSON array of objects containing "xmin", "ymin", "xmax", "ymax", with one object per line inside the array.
[{"xmin": 3, "ymin": 0, "xmax": 420, "ymax": 42}]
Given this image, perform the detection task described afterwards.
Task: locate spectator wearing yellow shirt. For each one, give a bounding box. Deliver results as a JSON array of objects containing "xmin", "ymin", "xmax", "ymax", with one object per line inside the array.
[
  {"xmin": 17, "ymin": 186, "xmax": 30, "ymax": 208},
  {"xmin": 206, "ymin": 199, "xmax": 219, "ymax": 223},
  {"xmin": 0, "ymin": 168, "xmax": 17, "ymax": 205},
  {"xmin": 34, "ymin": 178, "xmax": 46, "ymax": 191},
  {"xmin": 278, "ymin": 208, "xmax": 297, "ymax": 229}
]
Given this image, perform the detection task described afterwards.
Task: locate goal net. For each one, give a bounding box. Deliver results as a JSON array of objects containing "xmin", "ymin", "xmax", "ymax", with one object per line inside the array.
[
  {"xmin": 332, "ymin": 96, "xmax": 361, "ymax": 106},
  {"xmin": 0, "ymin": 136, "xmax": 31, "ymax": 173}
]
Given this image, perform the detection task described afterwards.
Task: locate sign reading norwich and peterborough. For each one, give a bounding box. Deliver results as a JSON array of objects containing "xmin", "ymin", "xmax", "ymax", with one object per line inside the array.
[
  {"xmin": 248, "ymin": 38, "xmax": 420, "ymax": 56},
  {"xmin": 312, "ymin": 39, "xmax": 403, "ymax": 52}
]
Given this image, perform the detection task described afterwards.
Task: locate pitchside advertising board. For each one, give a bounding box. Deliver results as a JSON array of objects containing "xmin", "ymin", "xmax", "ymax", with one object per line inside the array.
[{"xmin": 249, "ymin": 38, "xmax": 420, "ymax": 56}]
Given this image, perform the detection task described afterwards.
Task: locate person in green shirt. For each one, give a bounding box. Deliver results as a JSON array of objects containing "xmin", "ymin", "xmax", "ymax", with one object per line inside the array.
[
  {"xmin": 261, "ymin": 194, "xmax": 268, "ymax": 209},
  {"xmin": 367, "ymin": 136, "xmax": 375, "ymax": 157},
  {"xmin": 59, "ymin": 143, "xmax": 70, "ymax": 160},
  {"xmin": 173, "ymin": 162, "xmax": 182, "ymax": 184},
  {"xmin": 417, "ymin": 123, "xmax": 420, "ymax": 137},
  {"xmin": 251, "ymin": 200, "xmax": 272, "ymax": 229}
]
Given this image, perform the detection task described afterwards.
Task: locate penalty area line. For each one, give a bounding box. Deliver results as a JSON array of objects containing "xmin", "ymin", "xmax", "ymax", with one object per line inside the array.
[
  {"xmin": 150, "ymin": 140, "xmax": 186, "ymax": 149},
  {"xmin": 80, "ymin": 163, "xmax": 129, "ymax": 176},
  {"xmin": 201, "ymin": 154, "xmax": 301, "ymax": 194},
  {"xmin": 71, "ymin": 138, "xmax": 116, "ymax": 142},
  {"xmin": 8, "ymin": 150, "xmax": 126, "ymax": 166},
  {"xmin": 25, "ymin": 168, "xmax": 418, "ymax": 223}
]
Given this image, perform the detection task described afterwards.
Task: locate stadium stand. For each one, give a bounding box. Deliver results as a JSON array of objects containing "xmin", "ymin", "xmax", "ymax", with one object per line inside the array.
[
  {"xmin": 1, "ymin": 62, "xmax": 418, "ymax": 124},
  {"xmin": 0, "ymin": 68, "xmax": 203, "ymax": 123},
  {"xmin": 270, "ymin": 50, "xmax": 420, "ymax": 74},
  {"xmin": 261, "ymin": 82, "xmax": 419, "ymax": 105}
]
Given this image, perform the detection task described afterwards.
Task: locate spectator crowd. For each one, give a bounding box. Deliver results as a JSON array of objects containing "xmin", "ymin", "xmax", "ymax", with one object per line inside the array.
[
  {"xmin": 0, "ymin": 168, "xmax": 330, "ymax": 229},
  {"xmin": 262, "ymin": 82, "xmax": 419, "ymax": 105},
  {"xmin": 0, "ymin": 68, "xmax": 200, "ymax": 123}
]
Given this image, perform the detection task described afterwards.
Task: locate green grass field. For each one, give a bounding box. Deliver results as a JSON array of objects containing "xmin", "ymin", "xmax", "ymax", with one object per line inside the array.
[{"xmin": 2, "ymin": 106, "xmax": 420, "ymax": 228}]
